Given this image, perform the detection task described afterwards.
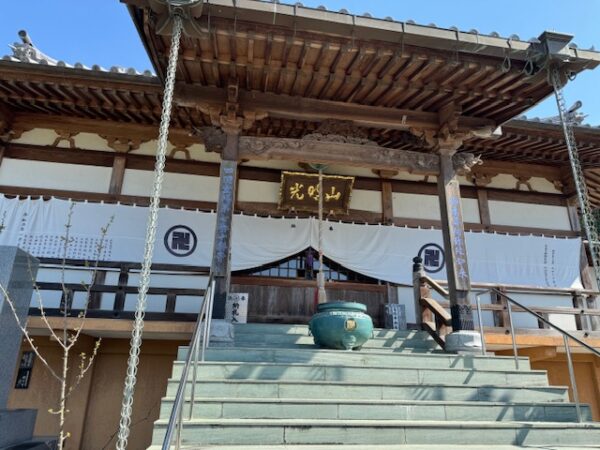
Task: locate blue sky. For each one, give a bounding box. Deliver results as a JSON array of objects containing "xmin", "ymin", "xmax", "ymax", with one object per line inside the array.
[{"xmin": 1, "ymin": 0, "xmax": 599, "ymax": 124}]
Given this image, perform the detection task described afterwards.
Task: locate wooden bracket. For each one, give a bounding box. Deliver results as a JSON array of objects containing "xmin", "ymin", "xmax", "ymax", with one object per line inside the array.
[{"xmin": 101, "ymin": 135, "xmax": 145, "ymax": 153}]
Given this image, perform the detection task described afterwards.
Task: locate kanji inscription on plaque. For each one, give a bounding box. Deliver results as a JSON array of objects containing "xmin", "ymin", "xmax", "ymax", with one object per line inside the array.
[{"xmin": 278, "ymin": 171, "xmax": 354, "ymax": 214}]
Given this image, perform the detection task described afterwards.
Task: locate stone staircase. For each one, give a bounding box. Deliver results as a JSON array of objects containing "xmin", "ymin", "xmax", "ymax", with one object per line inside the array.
[{"xmin": 150, "ymin": 323, "xmax": 600, "ymax": 449}]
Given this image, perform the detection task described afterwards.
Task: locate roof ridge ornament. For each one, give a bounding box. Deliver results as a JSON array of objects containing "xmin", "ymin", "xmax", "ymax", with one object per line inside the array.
[{"xmin": 6, "ymin": 30, "xmax": 58, "ymax": 66}]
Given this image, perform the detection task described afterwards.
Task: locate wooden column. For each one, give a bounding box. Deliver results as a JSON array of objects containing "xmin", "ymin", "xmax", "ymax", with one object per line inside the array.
[
  {"xmin": 210, "ymin": 131, "xmax": 239, "ymax": 319},
  {"xmin": 381, "ymin": 180, "xmax": 394, "ymax": 224},
  {"xmin": 477, "ymin": 189, "xmax": 491, "ymax": 230},
  {"xmin": 566, "ymin": 196, "xmax": 581, "ymax": 232},
  {"xmin": 437, "ymin": 146, "xmax": 474, "ymax": 331},
  {"xmin": 373, "ymin": 169, "xmax": 396, "ymax": 225},
  {"xmin": 109, "ymin": 154, "xmax": 126, "ymax": 195}
]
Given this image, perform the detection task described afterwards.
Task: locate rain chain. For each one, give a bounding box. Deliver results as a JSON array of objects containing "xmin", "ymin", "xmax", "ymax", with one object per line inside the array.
[
  {"xmin": 550, "ymin": 67, "xmax": 600, "ymax": 288},
  {"xmin": 115, "ymin": 13, "xmax": 183, "ymax": 450}
]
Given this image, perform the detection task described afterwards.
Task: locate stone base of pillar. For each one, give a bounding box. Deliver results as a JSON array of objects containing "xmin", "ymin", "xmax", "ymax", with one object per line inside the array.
[
  {"xmin": 207, "ymin": 319, "xmax": 235, "ymax": 347},
  {"xmin": 445, "ymin": 330, "xmax": 483, "ymax": 354}
]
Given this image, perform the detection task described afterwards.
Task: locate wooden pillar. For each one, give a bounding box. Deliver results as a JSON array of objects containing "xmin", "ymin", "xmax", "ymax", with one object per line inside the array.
[
  {"xmin": 567, "ymin": 196, "xmax": 581, "ymax": 232},
  {"xmin": 210, "ymin": 131, "xmax": 239, "ymax": 319},
  {"xmin": 437, "ymin": 147, "xmax": 474, "ymax": 331},
  {"xmin": 109, "ymin": 154, "xmax": 126, "ymax": 195},
  {"xmin": 477, "ymin": 189, "xmax": 491, "ymax": 230},
  {"xmin": 373, "ymin": 169, "xmax": 396, "ymax": 225},
  {"xmin": 381, "ymin": 180, "xmax": 394, "ymax": 224}
]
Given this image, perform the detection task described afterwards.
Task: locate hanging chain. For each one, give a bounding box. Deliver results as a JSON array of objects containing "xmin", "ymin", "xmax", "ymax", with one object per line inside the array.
[
  {"xmin": 317, "ymin": 168, "xmax": 326, "ymax": 303},
  {"xmin": 116, "ymin": 14, "xmax": 183, "ymax": 450},
  {"xmin": 550, "ymin": 67, "xmax": 600, "ymax": 287}
]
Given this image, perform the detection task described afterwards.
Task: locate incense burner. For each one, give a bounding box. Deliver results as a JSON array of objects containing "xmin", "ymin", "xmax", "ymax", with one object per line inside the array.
[{"xmin": 309, "ymin": 301, "xmax": 373, "ymax": 351}]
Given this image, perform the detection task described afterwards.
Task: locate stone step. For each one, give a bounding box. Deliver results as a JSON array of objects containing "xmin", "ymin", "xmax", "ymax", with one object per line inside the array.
[
  {"xmin": 234, "ymin": 324, "xmax": 427, "ymax": 341},
  {"xmin": 149, "ymin": 445, "xmax": 600, "ymax": 450},
  {"xmin": 227, "ymin": 341, "xmax": 441, "ymax": 354},
  {"xmin": 164, "ymin": 379, "xmax": 569, "ymax": 403},
  {"xmin": 231, "ymin": 336, "xmax": 439, "ymax": 351},
  {"xmin": 170, "ymin": 362, "xmax": 547, "ymax": 386},
  {"xmin": 178, "ymin": 346, "xmax": 530, "ymax": 371},
  {"xmin": 158, "ymin": 397, "xmax": 592, "ymax": 423},
  {"xmin": 151, "ymin": 419, "xmax": 600, "ymax": 446},
  {"xmin": 231, "ymin": 333, "xmax": 439, "ymax": 349}
]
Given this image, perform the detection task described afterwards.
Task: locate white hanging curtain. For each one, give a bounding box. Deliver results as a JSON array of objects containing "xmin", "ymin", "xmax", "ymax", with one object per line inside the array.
[{"xmin": 0, "ymin": 195, "xmax": 583, "ymax": 289}]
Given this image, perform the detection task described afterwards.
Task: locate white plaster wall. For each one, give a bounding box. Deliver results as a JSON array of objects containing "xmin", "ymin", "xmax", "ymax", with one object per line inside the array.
[
  {"xmin": 529, "ymin": 177, "xmax": 562, "ymax": 194},
  {"xmin": 486, "ymin": 174, "xmax": 520, "ymax": 190},
  {"xmin": 237, "ymin": 179, "xmax": 280, "ymax": 203},
  {"xmin": 392, "ymin": 193, "xmax": 440, "ymax": 220},
  {"xmin": 393, "ymin": 172, "xmax": 435, "ymax": 183},
  {"xmin": 350, "ymin": 189, "xmax": 382, "ymax": 213},
  {"xmin": 122, "ymin": 169, "xmax": 219, "ymax": 202},
  {"xmin": 11, "ymin": 128, "xmax": 58, "ymax": 146},
  {"xmin": 485, "ymin": 174, "xmax": 561, "ymax": 194},
  {"xmin": 0, "ymin": 158, "xmax": 110, "ymax": 192},
  {"xmin": 489, "ymin": 200, "xmax": 571, "ymax": 230},
  {"xmin": 73, "ymin": 132, "xmax": 113, "ymax": 151},
  {"xmin": 462, "ymin": 198, "xmax": 480, "ymax": 224}
]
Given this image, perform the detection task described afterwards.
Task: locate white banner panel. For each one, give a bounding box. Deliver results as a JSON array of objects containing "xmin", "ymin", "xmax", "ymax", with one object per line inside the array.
[{"xmin": 0, "ymin": 196, "xmax": 582, "ymax": 289}]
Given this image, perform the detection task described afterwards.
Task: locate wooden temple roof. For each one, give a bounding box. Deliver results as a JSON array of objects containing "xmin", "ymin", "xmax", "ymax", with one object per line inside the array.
[
  {"xmin": 124, "ymin": 0, "xmax": 599, "ymax": 123},
  {"xmin": 1, "ymin": 58, "xmax": 600, "ymax": 167},
  {"xmin": 2, "ymin": 1, "xmax": 600, "ymax": 202}
]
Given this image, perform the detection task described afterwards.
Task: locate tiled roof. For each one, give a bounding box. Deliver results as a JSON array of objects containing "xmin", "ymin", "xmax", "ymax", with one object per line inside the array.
[
  {"xmin": 247, "ymin": 0, "xmax": 597, "ymax": 52},
  {"xmin": 2, "ymin": 30, "xmax": 155, "ymax": 77}
]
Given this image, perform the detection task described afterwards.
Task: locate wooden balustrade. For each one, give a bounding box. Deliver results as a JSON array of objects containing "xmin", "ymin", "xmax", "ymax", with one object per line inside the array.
[
  {"xmin": 412, "ymin": 255, "xmax": 600, "ymax": 347},
  {"xmin": 29, "ymin": 258, "xmax": 210, "ymax": 321}
]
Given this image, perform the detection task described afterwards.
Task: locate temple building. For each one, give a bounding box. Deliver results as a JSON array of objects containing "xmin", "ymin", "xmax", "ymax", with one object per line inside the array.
[{"xmin": 1, "ymin": 1, "xmax": 600, "ymax": 449}]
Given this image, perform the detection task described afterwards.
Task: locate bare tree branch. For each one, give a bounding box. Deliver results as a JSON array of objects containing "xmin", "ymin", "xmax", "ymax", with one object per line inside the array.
[{"xmin": 0, "ymin": 282, "xmax": 62, "ymax": 382}]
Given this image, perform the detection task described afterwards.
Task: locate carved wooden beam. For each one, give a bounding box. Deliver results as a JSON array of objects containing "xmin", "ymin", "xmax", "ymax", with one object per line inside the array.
[
  {"xmin": 206, "ymin": 133, "xmax": 482, "ymax": 175},
  {"xmin": 238, "ymin": 136, "xmax": 438, "ymax": 174},
  {"xmin": 175, "ymin": 85, "xmax": 495, "ymax": 132},
  {"xmin": 12, "ymin": 113, "xmax": 197, "ymax": 145}
]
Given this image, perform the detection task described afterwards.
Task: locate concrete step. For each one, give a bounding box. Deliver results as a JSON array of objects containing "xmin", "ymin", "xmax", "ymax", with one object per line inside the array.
[
  {"xmin": 151, "ymin": 419, "xmax": 600, "ymax": 446},
  {"xmin": 233, "ymin": 324, "xmax": 429, "ymax": 341},
  {"xmin": 164, "ymin": 379, "xmax": 569, "ymax": 403},
  {"xmin": 178, "ymin": 346, "xmax": 530, "ymax": 371},
  {"xmin": 158, "ymin": 398, "xmax": 592, "ymax": 423},
  {"xmin": 228, "ymin": 342, "xmax": 442, "ymax": 354},
  {"xmin": 170, "ymin": 362, "xmax": 548, "ymax": 386},
  {"xmin": 149, "ymin": 445, "xmax": 600, "ymax": 450},
  {"xmin": 228, "ymin": 334, "xmax": 440, "ymax": 351},
  {"xmin": 227, "ymin": 342, "xmax": 441, "ymax": 354}
]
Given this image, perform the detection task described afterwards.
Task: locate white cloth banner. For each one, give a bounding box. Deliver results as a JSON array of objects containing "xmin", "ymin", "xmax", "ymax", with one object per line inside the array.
[{"xmin": 0, "ymin": 195, "xmax": 583, "ymax": 289}]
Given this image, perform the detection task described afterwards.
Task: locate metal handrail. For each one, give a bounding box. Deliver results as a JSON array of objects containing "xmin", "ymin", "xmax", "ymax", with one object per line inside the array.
[
  {"xmin": 474, "ymin": 288, "xmax": 600, "ymax": 423},
  {"xmin": 162, "ymin": 276, "xmax": 216, "ymax": 449}
]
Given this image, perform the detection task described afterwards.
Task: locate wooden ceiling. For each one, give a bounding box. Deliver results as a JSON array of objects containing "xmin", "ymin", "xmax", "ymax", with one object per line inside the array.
[
  {"xmin": 1, "ymin": 59, "xmax": 600, "ymax": 169},
  {"xmin": 125, "ymin": 0, "xmax": 598, "ymax": 125}
]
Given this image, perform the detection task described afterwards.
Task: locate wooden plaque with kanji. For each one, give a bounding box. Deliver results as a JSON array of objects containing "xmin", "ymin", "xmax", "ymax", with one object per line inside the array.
[{"xmin": 278, "ymin": 171, "xmax": 355, "ymax": 214}]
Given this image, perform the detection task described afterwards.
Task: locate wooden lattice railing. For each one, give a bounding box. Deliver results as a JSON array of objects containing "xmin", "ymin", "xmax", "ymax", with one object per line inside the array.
[{"xmin": 412, "ymin": 257, "xmax": 600, "ymax": 349}]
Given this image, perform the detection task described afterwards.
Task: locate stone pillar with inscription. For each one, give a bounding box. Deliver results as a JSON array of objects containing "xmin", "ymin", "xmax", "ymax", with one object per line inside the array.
[
  {"xmin": 0, "ymin": 246, "xmax": 45, "ymax": 448},
  {"xmin": 210, "ymin": 128, "xmax": 239, "ymax": 320},
  {"xmin": 437, "ymin": 144, "xmax": 482, "ymax": 353}
]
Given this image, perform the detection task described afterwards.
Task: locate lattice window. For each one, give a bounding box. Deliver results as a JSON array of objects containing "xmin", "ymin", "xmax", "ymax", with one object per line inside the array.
[{"xmin": 234, "ymin": 247, "xmax": 379, "ymax": 284}]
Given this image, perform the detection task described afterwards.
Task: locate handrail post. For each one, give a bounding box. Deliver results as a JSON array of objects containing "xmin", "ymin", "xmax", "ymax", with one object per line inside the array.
[
  {"xmin": 563, "ymin": 334, "xmax": 583, "ymax": 423},
  {"xmin": 475, "ymin": 293, "xmax": 487, "ymax": 356},
  {"xmin": 412, "ymin": 256, "xmax": 426, "ymax": 326},
  {"xmin": 188, "ymin": 317, "xmax": 202, "ymax": 420},
  {"xmin": 505, "ymin": 296, "xmax": 520, "ymax": 370}
]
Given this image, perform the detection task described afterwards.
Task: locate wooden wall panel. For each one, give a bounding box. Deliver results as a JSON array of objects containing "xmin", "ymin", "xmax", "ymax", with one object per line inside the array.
[{"xmin": 231, "ymin": 282, "xmax": 387, "ymax": 327}]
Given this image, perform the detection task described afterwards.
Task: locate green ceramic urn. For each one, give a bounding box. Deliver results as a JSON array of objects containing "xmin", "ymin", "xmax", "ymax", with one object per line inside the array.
[{"xmin": 309, "ymin": 301, "xmax": 374, "ymax": 350}]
